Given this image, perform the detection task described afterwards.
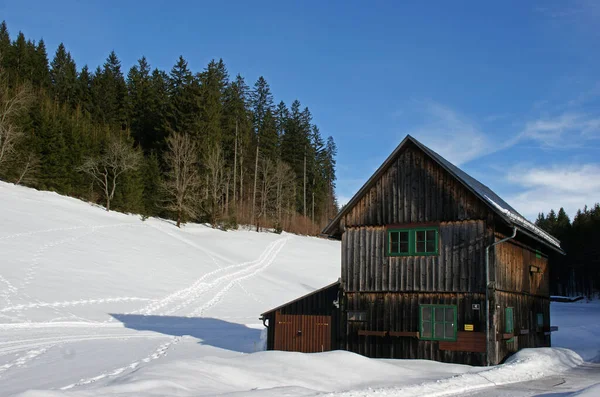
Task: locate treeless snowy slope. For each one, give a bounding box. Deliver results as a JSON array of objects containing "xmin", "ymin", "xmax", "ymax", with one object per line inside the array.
[{"xmin": 0, "ymin": 181, "xmax": 341, "ymax": 395}]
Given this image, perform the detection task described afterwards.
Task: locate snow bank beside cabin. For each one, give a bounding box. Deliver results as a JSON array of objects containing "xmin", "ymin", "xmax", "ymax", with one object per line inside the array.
[
  {"xmin": 570, "ymin": 383, "xmax": 600, "ymax": 397},
  {"xmin": 16, "ymin": 348, "xmax": 582, "ymax": 397},
  {"xmin": 327, "ymin": 348, "xmax": 583, "ymax": 397}
]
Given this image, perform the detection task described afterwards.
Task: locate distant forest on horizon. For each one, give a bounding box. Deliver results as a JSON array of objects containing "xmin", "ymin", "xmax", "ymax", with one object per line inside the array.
[
  {"xmin": 536, "ymin": 206, "xmax": 600, "ymax": 298},
  {"xmin": 0, "ymin": 21, "xmax": 338, "ymax": 234}
]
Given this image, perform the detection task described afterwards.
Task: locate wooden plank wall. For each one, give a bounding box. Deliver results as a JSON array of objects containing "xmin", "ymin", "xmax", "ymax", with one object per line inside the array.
[
  {"xmin": 342, "ymin": 221, "xmax": 487, "ymax": 293},
  {"xmin": 345, "ymin": 292, "xmax": 486, "ymax": 366},
  {"xmin": 342, "ymin": 144, "xmax": 490, "ymax": 228},
  {"xmin": 493, "ymin": 291, "xmax": 551, "ymax": 364},
  {"xmin": 494, "ymin": 238, "xmax": 550, "ymax": 297}
]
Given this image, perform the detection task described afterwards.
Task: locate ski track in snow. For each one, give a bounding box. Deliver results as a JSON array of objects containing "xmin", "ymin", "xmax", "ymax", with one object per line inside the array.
[
  {"xmin": 0, "ymin": 216, "xmax": 289, "ymax": 391},
  {"xmin": 54, "ymin": 236, "xmax": 288, "ymax": 390},
  {"xmin": 0, "ymin": 297, "xmax": 156, "ymax": 313},
  {"xmin": 0, "ymin": 346, "xmax": 50, "ymax": 377},
  {"xmin": 60, "ymin": 337, "xmax": 181, "ymax": 390},
  {"xmin": 189, "ymin": 237, "xmax": 288, "ymax": 317},
  {"xmin": 0, "ymin": 334, "xmax": 170, "ymax": 357},
  {"xmin": 0, "ymin": 274, "xmax": 18, "ymax": 306},
  {"xmin": 19, "ymin": 227, "xmax": 100, "ymax": 291},
  {"xmin": 134, "ymin": 236, "xmax": 288, "ymax": 317}
]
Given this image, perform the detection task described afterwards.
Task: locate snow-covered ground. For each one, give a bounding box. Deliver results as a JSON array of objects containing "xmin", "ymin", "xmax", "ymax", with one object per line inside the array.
[{"xmin": 1, "ymin": 181, "xmax": 598, "ymax": 397}]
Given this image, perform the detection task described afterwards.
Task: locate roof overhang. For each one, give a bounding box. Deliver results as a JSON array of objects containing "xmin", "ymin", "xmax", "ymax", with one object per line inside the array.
[{"xmin": 260, "ymin": 280, "xmax": 341, "ymax": 317}]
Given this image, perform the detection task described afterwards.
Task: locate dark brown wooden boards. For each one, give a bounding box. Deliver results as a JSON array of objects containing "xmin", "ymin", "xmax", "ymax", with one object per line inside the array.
[{"xmin": 274, "ymin": 313, "xmax": 331, "ymax": 353}]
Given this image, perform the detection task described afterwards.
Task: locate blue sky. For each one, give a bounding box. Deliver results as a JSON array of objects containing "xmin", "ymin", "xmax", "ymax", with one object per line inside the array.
[{"xmin": 2, "ymin": 0, "xmax": 599, "ymax": 220}]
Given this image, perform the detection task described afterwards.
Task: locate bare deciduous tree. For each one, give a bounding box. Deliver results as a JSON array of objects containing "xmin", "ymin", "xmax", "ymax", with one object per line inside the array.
[
  {"xmin": 15, "ymin": 151, "xmax": 40, "ymax": 186},
  {"xmin": 257, "ymin": 157, "xmax": 277, "ymax": 229},
  {"xmin": 163, "ymin": 132, "xmax": 201, "ymax": 228},
  {"xmin": 77, "ymin": 138, "xmax": 142, "ymax": 212},
  {"xmin": 274, "ymin": 160, "xmax": 296, "ymax": 225},
  {"xmin": 0, "ymin": 68, "xmax": 32, "ymax": 169},
  {"xmin": 204, "ymin": 144, "xmax": 226, "ymax": 227}
]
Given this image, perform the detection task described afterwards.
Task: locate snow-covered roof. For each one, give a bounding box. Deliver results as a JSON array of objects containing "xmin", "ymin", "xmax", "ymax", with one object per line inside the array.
[{"xmin": 323, "ymin": 135, "xmax": 563, "ymax": 253}]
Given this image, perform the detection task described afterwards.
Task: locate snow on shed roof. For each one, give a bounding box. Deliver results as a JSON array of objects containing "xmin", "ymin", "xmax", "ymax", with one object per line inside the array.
[{"xmin": 323, "ymin": 135, "xmax": 563, "ymax": 253}]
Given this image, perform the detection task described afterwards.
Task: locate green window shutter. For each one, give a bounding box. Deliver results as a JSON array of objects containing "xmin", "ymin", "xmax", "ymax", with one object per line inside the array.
[
  {"xmin": 537, "ymin": 313, "xmax": 544, "ymax": 330},
  {"xmin": 419, "ymin": 304, "xmax": 457, "ymax": 341},
  {"xmin": 505, "ymin": 307, "xmax": 514, "ymax": 342}
]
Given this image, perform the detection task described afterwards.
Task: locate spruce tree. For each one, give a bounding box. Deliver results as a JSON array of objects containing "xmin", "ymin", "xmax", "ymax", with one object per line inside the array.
[
  {"xmin": 50, "ymin": 43, "xmax": 78, "ymax": 106},
  {"xmin": 32, "ymin": 39, "xmax": 50, "ymax": 89},
  {"xmin": 198, "ymin": 58, "xmax": 228, "ymax": 149},
  {"xmin": 167, "ymin": 56, "xmax": 199, "ymax": 137}
]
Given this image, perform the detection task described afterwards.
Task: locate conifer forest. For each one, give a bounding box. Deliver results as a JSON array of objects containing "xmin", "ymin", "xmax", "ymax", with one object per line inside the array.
[
  {"xmin": 536, "ymin": 205, "xmax": 600, "ymax": 298},
  {"xmin": 0, "ymin": 21, "xmax": 338, "ymax": 234}
]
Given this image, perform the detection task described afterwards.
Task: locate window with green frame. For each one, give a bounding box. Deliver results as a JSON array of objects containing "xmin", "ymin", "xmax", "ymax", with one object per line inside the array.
[
  {"xmin": 419, "ymin": 304, "xmax": 457, "ymax": 341},
  {"xmin": 505, "ymin": 307, "xmax": 514, "ymax": 342},
  {"xmin": 388, "ymin": 227, "xmax": 439, "ymax": 256}
]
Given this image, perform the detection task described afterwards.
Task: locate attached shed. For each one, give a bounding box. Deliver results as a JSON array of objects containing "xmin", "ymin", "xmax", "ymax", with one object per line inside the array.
[{"xmin": 260, "ymin": 281, "xmax": 341, "ymax": 353}]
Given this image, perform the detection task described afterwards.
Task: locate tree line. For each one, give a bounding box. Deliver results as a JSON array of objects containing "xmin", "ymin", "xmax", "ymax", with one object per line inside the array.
[
  {"xmin": 536, "ymin": 205, "xmax": 600, "ymax": 298},
  {"xmin": 0, "ymin": 21, "xmax": 338, "ymax": 234}
]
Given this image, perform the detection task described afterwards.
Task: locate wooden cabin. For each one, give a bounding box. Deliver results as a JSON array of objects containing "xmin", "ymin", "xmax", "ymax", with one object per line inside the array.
[{"xmin": 262, "ymin": 135, "xmax": 564, "ymax": 366}]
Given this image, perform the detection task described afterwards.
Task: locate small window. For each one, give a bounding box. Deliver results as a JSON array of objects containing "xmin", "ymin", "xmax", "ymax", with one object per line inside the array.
[
  {"xmin": 388, "ymin": 227, "xmax": 438, "ymax": 256},
  {"xmin": 415, "ymin": 229, "xmax": 437, "ymax": 255},
  {"xmin": 347, "ymin": 311, "xmax": 367, "ymax": 322},
  {"xmin": 389, "ymin": 231, "xmax": 410, "ymax": 255},
  {"xmin": 536, "ymin": 313, "xmax": 544, "ymax": 330},
  {"xmin": 505, "ymin": 307, "xmax": 514, "ymax": 342},
  {"xmin": 420, "ymin": 305, "xmax": 456, "ymax": 341}
]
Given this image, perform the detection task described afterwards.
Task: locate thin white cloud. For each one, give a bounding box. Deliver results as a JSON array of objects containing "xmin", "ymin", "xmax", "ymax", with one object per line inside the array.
[
  {"xmin": 520, "ymin": 112, "xmax": 600, "ymax": 148},
  {"xmin": 408, "ymin": 101, "xmax": 493, "ymax": 166},
  {"xmin": 505, "ymin": 164, "xmax": 600, "ymax": 219}
]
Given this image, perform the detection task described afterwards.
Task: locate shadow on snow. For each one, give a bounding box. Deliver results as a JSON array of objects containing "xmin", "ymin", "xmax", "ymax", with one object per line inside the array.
[{"xmin": 110, "ymin": 313, "xmax": 263, "ymax": 353}]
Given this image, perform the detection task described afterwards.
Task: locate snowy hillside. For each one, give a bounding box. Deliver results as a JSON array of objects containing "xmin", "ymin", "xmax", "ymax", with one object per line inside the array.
[
  {"xmin": 0, "ymin": 181, "xmax": 342, "ymax": 395},
  {"xmin": 1, "ymin": 181, "xmax": 599, "ymax": 397}
]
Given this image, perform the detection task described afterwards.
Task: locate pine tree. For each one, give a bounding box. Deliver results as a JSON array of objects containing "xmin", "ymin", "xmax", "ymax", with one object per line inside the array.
[
  {"xmin": 198, "ymin": 58, "xmax": 228, "ymax": 149},
  {"xmin": 0, "ymin": 21, "xmax": 10, "ymax": 64},
  {"xmin": 77, "ymin": 65, "xmax": 92, "ymax": 115},
  {"xmin": 10, "ymin": 32, "xmax": 32, "ymax": 85},
  {"xmin": 167, "ymin": 56, "xmax": 199, "ymax": 136},
  {"xmin": 95, "ymin": 51, "xmax": 127, "ymax": 127},
  {"xmin": 260, "ymin": 109, "xmax": 278, "ymax": 160},
  {"xmin": 32, "ymin": 39, "xmax": 50, "ymax": 89},
  {"xmin": 50, "ymin": 43, "xmax": 78, "ymax": 106}
]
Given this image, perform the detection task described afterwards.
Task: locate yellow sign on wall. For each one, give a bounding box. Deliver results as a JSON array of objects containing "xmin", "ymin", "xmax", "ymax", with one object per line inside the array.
[{"xmin": 464, "ymin": 324, "xmax": 474, "ymax": 331}]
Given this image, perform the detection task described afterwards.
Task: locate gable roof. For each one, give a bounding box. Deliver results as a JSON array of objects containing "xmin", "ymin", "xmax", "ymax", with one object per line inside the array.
[{"xmin": 323, "ymin": 135, "xmax": 564, "ymax": 254}]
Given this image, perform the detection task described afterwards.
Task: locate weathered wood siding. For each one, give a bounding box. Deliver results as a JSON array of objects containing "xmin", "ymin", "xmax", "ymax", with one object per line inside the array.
[
  {"xmin": 493, "ymin": 238, "xmax": 550, "ymax": 296},
  {"xmin": 342, "ymin": 221, "xmax": 488, "ymax": 293},
  {"xmin": 492, "ymin": 291, "xmax": 551, "ymax": 364},
  {"xmin": 345, "ymin": 292, "xmax": 486, "ymax": 365},
  {"xmin": 488, "ymin": 236, "xmax": 551, "ymax": 364},
  {"xmin": 341, "ymin": 144, "xmax": 490, "ymax": 229}
]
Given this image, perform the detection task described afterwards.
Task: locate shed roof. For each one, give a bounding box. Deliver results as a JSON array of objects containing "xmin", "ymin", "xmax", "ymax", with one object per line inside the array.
[
  {"xmin": 323, "ymin": 135, "xmax": 564, "ymax": 254},
  {"xmin": 260, "ymin": 280, "xmax": 340, "ymax": 317}
]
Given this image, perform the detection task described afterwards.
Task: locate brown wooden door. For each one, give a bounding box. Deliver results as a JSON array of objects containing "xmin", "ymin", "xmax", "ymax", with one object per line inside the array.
[{"xmin": 274, "ymin": 312, "xmax": 331, "ymax": 353}]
